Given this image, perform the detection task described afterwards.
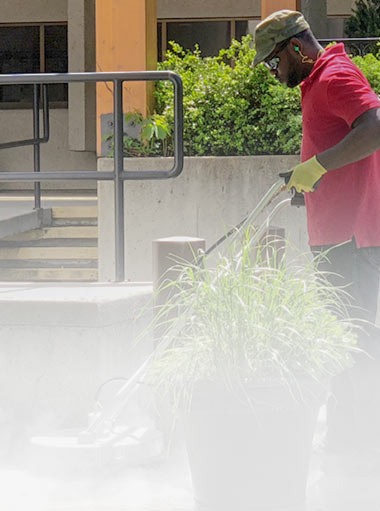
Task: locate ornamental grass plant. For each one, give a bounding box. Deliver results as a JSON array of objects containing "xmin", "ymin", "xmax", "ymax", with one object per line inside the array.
[{"xmin": 148, "ymin": 232, "xmax": 358, "ymax": 411}]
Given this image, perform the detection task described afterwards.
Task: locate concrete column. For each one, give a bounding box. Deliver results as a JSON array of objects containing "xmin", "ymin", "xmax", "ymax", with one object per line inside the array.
[
  {"xmin": 95, "ymin": 0, "xmax": 157, "ymax": 156},
  {"xmin": 152, "ymin": 236, "xmax": 206, "ymax": 305},
  {"xmin": 301, "ymin": 0, "xmax": 328, "ymax": 38},
  {"xmin": 68, "ymin": 0, "xmax": 96, "ymax": 152},
  {"xmin": 261, "ymin": 0, "xmax": 301, "ymax": 19}
]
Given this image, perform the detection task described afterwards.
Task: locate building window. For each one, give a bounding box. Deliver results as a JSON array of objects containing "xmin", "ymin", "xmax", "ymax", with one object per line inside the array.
[
  {"xmin": 158, "ymin": 18, "xmax": 254, "ymax": 61},
  {"xmin": 0, "ymin": 23, "xmax": 68, "ymax": 108}
]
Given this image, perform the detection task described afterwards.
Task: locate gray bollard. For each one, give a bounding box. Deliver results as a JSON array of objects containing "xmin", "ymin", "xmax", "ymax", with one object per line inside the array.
[
  {"xmin": 152, "ymin": 236, "xmax": 206, "ymax": 310},
  {"xmin": 151, "ymin": 236, "xmax": 206, "ymax": 448}
]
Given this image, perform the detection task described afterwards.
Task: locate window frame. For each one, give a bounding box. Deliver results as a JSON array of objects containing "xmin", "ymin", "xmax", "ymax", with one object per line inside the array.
[
  {"xmin": 157, "ymin": 17, "xmax": 259, "ymax": 61},
  {"xmin": 0, "ymin": 21, "xmax": 68, "ymax": 110}
]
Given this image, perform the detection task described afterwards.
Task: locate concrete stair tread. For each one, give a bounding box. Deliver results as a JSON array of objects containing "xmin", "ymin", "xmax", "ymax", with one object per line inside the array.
[
  {"xmin": 0, "ymin": 268, "xmax": 98, "ymax": 281},
  {"xmin": 52, "ymin": 218, "xmax": 97, "ymax": 227},
  {"xmin": 0, "ymin": 259, "xmax": 98, "ymax": 270},
  {"xmin": 0, "ymin": 247, "xmax": 97, "ymax": 259},
  {"xmin": 2, "ymin": 226, "xmax": 98, "ymax": 241},
  {"xmin": 0, "ymin": 259, "xmax": 97, "ymax": 268},
  {"xmin": 0, "ymin": 238, "xmax": 97, "ymax": 248},
  {"xmin": 51, "ymin": 206, "xmax": 98, "ymax": 218},
  {"xmin": 0, "ymin": 205, "xmax": 99, "ymax": 282}
]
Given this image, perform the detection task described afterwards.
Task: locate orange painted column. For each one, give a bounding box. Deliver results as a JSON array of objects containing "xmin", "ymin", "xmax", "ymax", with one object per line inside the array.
[
  {"xmin": 261, "ymin": 0, "xmax": 302, "ymax": 19},
  {"xmin": 95, "ymin": 0, "xmax": 157, "ymax": 155}
]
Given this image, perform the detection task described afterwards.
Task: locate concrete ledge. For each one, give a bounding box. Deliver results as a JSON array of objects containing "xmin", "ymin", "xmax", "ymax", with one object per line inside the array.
[
  {"xmin": 0, "ymin": 208, "xmax": 52, "ymax": 238},
  {"xmin": 0, "ymin": 281, "xmax": 151, "ymax": 326},
  {"xmin": 0, "ymin": 282, "xmax": 154, "ymax": 439}
]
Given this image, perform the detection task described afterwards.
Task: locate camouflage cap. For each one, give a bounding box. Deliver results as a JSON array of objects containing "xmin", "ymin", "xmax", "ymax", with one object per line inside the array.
[{"xmin": 253, "ymin": 10, "xmax": 310, "ymax": 66}]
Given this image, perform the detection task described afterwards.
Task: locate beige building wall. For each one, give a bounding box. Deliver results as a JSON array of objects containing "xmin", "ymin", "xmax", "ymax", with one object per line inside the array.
[
  {"xmin": 0, "ymin": 0, "xmax": 357, "ymax": 22},
  {"xmin": 158, "ymin": 0, "xmax": 261, "ymax": 19},
  {"xmin": 327, "ymin": 0, "xmax": 356, "ymax": 16},
  {"xmin": 158, "ymin": 0, "xmax": 355, "ymax": 19},
  {"xmin": 0, "ymin": 0, "xmax": 68, "ymax": 22}
]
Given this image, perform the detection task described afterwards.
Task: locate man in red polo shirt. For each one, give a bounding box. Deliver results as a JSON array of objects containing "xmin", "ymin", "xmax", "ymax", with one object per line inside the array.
[{"xmin": 254, "ymin": 10, "xmax": 380, "ymax": 470}]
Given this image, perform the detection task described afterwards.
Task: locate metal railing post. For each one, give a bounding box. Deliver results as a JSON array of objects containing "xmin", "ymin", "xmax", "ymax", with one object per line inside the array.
[
  {"xmin": 33, "ymin": 84, "xmax": 41, "ymax": 209},
  {"xmin": 113, "ymin": 79, "xmax": 125, "ymax": 281},
  {"xmin": 173, "ymin": 74, "xmax": 184, "ymax": 174},
  {"xmin": 42, "ymin": 84, "xmax": 50, "ymax": 145}
]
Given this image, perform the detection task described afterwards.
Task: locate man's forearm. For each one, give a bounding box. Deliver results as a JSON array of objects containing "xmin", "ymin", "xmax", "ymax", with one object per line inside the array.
[{"xmin": 316, "ymin": 108, "xmax": 380, "ymax": 171}]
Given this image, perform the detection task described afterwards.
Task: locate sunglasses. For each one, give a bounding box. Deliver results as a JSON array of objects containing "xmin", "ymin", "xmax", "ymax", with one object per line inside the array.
[{"xmin": 264, "ymin": 39, "xmax": 290, "ymax": 71}]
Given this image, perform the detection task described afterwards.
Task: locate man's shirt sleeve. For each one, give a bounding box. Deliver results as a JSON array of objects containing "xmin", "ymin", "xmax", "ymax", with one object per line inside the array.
[{"xmin": 325, "ymin": 65, "xmax": 380, "ymax": 128}]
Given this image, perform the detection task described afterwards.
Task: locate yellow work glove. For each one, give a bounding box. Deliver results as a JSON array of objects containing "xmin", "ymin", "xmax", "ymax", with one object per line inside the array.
[{"xmin": 285, "ymin": 156, "xmax": 327, "ymax": 193}]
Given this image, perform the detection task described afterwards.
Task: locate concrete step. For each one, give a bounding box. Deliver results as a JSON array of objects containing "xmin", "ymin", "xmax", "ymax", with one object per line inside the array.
[
  {"xmin": 51, "ymin": 218, "xmax": 98, "ymax": 227},
  {"xmin": 0, "ymin": 247, "xmax": 98, "ymax": 260},
  {"xmin": 0, "ymin": 268, "xmax": 98, "ymax": 281},
  {"xmin": 0, "ymin": 238, "xmax": 97, "ymax": 248},
  {"xmin": 50, "ymin": 206, "xmax": 98, "ymax": 227},
  {"xmin": 0, "ymin": 259, "xmax": 97, "ymax": 268},
  {"xmin": 51, "ymin": 206, "xmax": 98, "ymax": 219},
  {"xmin": 2, "ymin": 226, "xmax": 98, "ymax": 241},
  {"xmin": 0, "ymin": 204, "xmax": 99, "ymax": 282}
]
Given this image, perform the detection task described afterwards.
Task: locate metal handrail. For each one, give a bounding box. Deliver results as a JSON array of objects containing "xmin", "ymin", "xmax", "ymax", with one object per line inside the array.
[
  {"xmin": 0, "ymin": 71, "xmax": 184, "ymax": 281},
  {"xmin": 318, "ymin": 37, "xmax": 380, "ymax": 57},
  {"xmin": 0, "ymin": 84, "xmax": 50, "ymax": 151},
  {"xmin": 0, "ymin": 84, "xmax": 50, "ymax": 209},
  {"xmin": 319, "ymin": 37, "xmax": 380, "ymax": 42}
]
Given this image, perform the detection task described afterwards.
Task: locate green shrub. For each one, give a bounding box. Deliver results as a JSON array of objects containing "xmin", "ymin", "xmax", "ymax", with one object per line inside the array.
[
  {"xmin": 345, "ymin": 0, "xmax": 380, "ymax": 39},
  {"xmin": 117, "ymin": 36, "xmax": 380, "ymax": 158},
  {"xmin": 105, "ymin": 112, "xmax": 171, "ymax": 157},
  {"xmin": 345, "ymin": 0, "xmax": 380, "ymax": 55},
  {"xmin": 155, "ymin": 36, "xmax": 302, "ymax": 156},
  {"xmin": 352, "ymin": 51, "xmax": 380, "ymax": 93}
]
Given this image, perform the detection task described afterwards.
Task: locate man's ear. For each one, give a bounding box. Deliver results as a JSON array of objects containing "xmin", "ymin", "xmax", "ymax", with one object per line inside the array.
[{"xmin": 289, "ymin": 38, "xmax": 301, "ymax": 54}]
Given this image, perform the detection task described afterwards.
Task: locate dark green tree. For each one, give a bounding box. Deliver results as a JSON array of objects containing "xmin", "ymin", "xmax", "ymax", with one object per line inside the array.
[{"xmin": 345, "ymin": 0, "xmax": 380, "ymax": 37}]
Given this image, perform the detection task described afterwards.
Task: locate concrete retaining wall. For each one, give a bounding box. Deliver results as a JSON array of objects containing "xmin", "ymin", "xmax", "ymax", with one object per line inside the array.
[{"xmin": 98, "ymin": 155, "xmax": 309, "ymax": 282}]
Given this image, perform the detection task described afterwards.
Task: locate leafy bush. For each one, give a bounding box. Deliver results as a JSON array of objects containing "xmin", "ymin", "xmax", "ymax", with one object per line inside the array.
[
  {"xmin": 156, "ymin": 37, "xmax": 302, "ymax": 156},
  {"xmin": 117, "ymin": 35, "xmax": 380, "ymax": 158},
  {"xmin": 345, "ymin": 0, "xmax": 380, "ymax": 38},
  {"xmin": 353, "ymin": 51, "xmax": 380, "ymax": 93},
  {"xmin": 105, "ymin": 112, "xmax": 171, "ymax": 157}
]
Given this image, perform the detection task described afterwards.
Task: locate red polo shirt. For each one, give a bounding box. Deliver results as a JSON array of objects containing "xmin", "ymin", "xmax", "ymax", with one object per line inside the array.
[{"xmin": 301, "ymin": 43, "xmax": 380, "ymax": 247}]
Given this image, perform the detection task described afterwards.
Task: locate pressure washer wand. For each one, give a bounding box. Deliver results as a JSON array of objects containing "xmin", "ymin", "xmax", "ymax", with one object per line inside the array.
[
  {"xmin": 203, "ymin": 179, "xmax": 286, "ymax": 258},
  {"xmin": 80, "ymin": 178, "xmax": 289, "ymax": 442}
]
